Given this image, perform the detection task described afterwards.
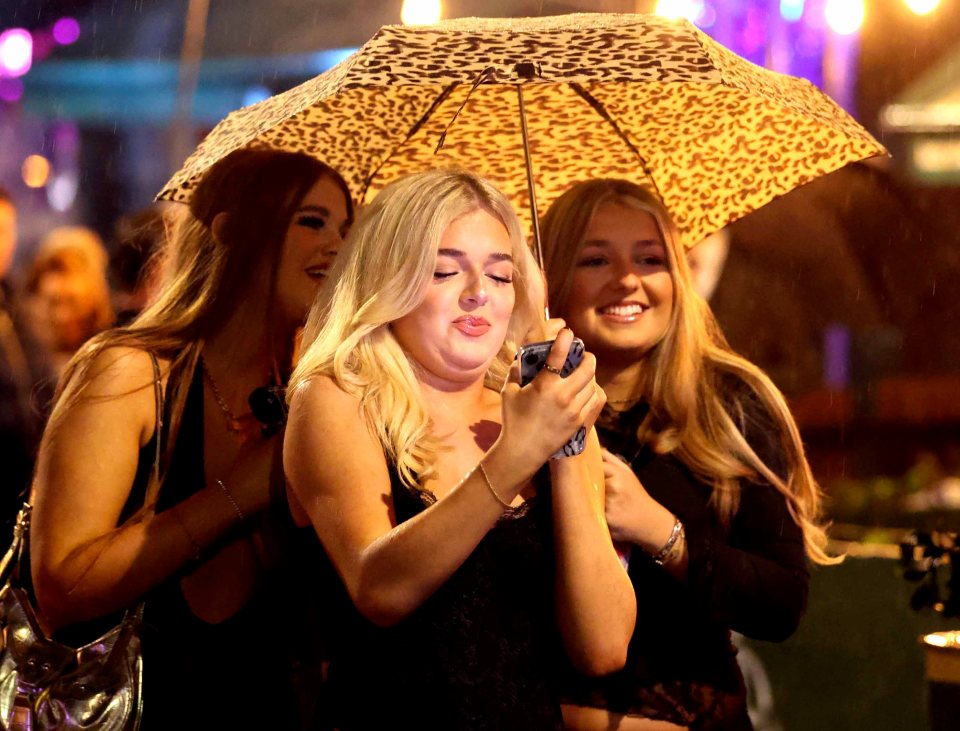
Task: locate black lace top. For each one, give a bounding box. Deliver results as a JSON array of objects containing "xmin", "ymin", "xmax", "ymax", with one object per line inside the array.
[
  {"xmin": 323, "ymin": 467, "xmax": 563, "ymax": 731},
  {"xmin": 559, "ymin": 388, "xmax": 809, "ymax": 731}
]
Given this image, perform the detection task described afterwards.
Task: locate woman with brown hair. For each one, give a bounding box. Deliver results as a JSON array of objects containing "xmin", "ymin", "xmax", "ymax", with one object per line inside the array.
[
  {"xmin": 30, "ymin": 148, "xmax": 353, "ymax": 729},
  {"xmin": 539, "ymin": 179, "xmax": 837, "ymax": 731}
]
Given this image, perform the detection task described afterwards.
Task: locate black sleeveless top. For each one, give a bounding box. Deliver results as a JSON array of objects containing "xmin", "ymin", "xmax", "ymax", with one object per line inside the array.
[
  {"xmin": 321, "ymin": 467, "xmax": 563, "ymax": 730},
  {"xmin": 127, "ymin": 364, "xmax": 301, "ymax": 730}
]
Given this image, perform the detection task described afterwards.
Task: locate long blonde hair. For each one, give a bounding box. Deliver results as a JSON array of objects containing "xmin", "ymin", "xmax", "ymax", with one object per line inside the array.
[
  {"xmin": 540, "ymin": 179, "xmax": 836, "ymax": 565},
  {"xmin": 43, "ymin": 149, "xmax": 353, "ymax": 479},
  {"xmin": 290, "ymin": 169, "xmax": 541, "ymax": 490}
]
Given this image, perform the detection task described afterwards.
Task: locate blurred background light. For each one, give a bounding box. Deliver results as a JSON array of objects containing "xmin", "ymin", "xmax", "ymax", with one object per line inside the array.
[
  {"xmin": 780, "ymin": 0, "xmax": 805, "ymax": 23},
  {"xmin": 904, "ymin": 0, "xmax": 940, "ymax": 15},
  {"xmin": 47, "ymin": 171, "xmax": 78, "ymax": 212},
  {"xmin": 242, "ymin": 84, "xmax": 271, "ymax": 107},
  {"xmin": 401, "ymin": 0, "xmax": 442, "ymax": 25},
  {"xmin": 825, "ymin": 0, "xmax": 865, "ymax": 35},
  {"xmin": 0, "ymin": 28, "xmax": 33, "ymax": 78},
  {"xmin": 0, "ymin": 77, "xmax": 23, "ymax": 102},
  {"xmin": 697, "ymin": 2, "xmax": 717, "ymax": 29},
  {"xmin": 655, "ymin": 0, "xmax": 705, "ymax": 23},
  {"xmin": 52, "ymin": 17, "xmax": 81, "ymax": 46},
  {"xmin": 22, "ymin": 154, "xmax": 51, "ymax": 188}
]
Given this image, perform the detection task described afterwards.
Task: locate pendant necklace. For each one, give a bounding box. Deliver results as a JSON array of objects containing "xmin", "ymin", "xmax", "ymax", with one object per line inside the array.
[{"xmin": 200, "ymin": 356, "xmax": 261, "ymax": 442}]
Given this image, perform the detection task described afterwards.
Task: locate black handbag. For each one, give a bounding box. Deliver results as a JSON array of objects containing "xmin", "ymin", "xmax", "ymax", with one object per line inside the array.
[{"xmin": 0, "ymin": 352, "xmax": 164, "ymax": 731}]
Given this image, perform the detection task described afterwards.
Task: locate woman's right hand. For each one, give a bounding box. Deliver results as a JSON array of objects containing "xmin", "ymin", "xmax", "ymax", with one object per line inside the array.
[
  {"xmin": 499, "ymin": 328, "xmax": 605, "ymax": 474},
  {"xmin": 220, "ymin": 430, "xmax": 283, "ymax": 517}
]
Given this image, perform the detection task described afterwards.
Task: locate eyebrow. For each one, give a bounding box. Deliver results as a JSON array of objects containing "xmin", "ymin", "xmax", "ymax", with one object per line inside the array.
[
  {"xmin": 296, "ymin": 205, "xmax": 331, "ymax": 216},
  {"xmin": 581, "ymin": 238, "xmax": 663, "ymax": 249},
  {"xmin": 437, "ymin": 248, "xmax": 514, "ymax": 263}
]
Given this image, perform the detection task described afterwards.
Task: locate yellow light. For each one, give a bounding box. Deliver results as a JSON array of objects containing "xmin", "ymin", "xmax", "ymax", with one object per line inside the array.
[
  {"xmin": 825, "ymin": 0, "xmax": 865, "ymax": 35},
  {"xmin": 401, "ymin": 0, "xmax": 442, "ymax": 25},
  {"xmin": 905, "ymin": 0, "xmax": 940, "ymax": 15},
  {"xmin": 655, "ymin": 0, "xmax": 703, "ymax": 22},
  {"xmin": 22, "ymin": 154, "xmax": 50, "ymax": 188}
]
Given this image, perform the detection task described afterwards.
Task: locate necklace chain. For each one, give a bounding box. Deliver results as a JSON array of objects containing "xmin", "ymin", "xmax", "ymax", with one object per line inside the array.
[{"xmin": 200, "ymin": 356, "xmax": 253, "ymax": 434}]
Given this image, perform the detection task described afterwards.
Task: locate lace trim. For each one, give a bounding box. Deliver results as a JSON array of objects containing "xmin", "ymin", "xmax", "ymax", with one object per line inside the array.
[{"xmin": 409, "ymin": 483, "xmax": 537, "ymax": 521}]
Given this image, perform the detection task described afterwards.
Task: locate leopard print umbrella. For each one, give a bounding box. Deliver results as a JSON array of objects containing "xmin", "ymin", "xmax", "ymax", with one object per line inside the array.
[{"xmin": 157, "ymin": 13, "xmax": 886, "ymax": 249}]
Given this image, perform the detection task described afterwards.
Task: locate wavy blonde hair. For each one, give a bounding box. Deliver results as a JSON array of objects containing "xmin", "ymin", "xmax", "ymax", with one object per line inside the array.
[
  {"xmin": 43, "ymin": 150, "xmax": 353, "ymax": 488},
  {"xmin": 290, "ymin": 169, "xmax": 541, "ymax": 490},
  {"xmin": 540, "ymin": 179, "xmax": 836, "ymax": 565}
]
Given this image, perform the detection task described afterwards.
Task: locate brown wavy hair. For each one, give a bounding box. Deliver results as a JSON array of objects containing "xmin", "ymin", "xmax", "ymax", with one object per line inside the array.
[{"xmin": 44, "ymin": 149, "xmax": 353, "ymax": 488}]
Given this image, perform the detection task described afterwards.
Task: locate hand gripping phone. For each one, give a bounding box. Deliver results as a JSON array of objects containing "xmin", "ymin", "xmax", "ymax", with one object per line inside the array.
[{"xmin": 517, "ymin": 337, "xmax": 587, "ymax": 459}]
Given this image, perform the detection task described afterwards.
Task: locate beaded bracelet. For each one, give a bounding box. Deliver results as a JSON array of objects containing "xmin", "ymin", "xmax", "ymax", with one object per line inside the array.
[{"xmin": 652, "ymin": 517, "xmax": 684, "ymax": 566}]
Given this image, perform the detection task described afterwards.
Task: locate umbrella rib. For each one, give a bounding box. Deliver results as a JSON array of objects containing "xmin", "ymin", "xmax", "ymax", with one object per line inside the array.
[
  {"xmin": 360, "ymin": 82, "xmax": 458, "ymax": 202},
  {"xmin": 568, "ymin": 82, "xmax": 667, "ymax": 210}
]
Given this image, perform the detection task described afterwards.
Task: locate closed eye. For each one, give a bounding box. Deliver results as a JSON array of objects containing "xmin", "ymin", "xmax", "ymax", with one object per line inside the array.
[
  {"xmin": 296, "ymin": 214, "xmax": 328, "ymax": 230},
  {"xmin": 486, "ymin": 273, "xmax": 513, "ymax": 284},
  {"xmin": 577, "ymin": 256, "xmax": 608, "ymax": 267},
  {"xmin": 434, "ymin": 271, "xmax": 457, "ymax": 280}
]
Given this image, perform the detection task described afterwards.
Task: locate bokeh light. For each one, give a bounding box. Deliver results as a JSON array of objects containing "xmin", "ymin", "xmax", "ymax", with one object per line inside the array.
[
  {"xmin": 401, "ymin": 0, "xmax": 442, "ymax": 25},
  {"xmin": 0, "ymin": 78, "xmax": 23, "ymax": 103},
  {"xmin": 52, "ymin": 17, "xmax": 81, "ymax": 45},
  {"xmin": 780, "ymin": 0, "xmax": 805, "ymax": 23},
  {"xmin": 655, "ymin": 0, "xmax": 705, "ymax": 23},
  {"xmin": 825, "ymin": 0, "xmax": 865, "ymax": 35},
  {"xmin": 22, "ymin": 155, "xmax": 51, "ymax": 188},
  {"xmin": 0, "ymin": 29, "xmax": 33, "ymax": 78},
  {"xmin": 905, "ymin": 0, "xmax": 940, "ymax": 15}
]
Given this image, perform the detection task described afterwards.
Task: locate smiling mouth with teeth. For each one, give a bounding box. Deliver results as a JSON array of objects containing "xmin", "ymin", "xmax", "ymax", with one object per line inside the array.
[{"xmin": 599, "ymin": 303, "xmax": 647, "ymax": 316}]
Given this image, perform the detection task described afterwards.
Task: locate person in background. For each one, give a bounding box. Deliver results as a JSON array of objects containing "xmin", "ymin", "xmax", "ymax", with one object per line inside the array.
[
  {"xmin": 24, "ymin": 225, "xmax": 115, "ymax": 375},
  {"xmin": 30, "ymin": 149, "xmax": 353, "ymax": 730},
  {"xmin": 0, "ymin": 186, "xmax": 54, "ymax": 527},
  {"xmin": 284, "ymin": 169, "xmax": 635, "ymax": 730},
  {"xmin": 539, "ymin": 179, "xmax": 837, "ymax": 731},
  {"xmin": 109, "ymin": 205, "xmax": 167, "ymax": 325}
]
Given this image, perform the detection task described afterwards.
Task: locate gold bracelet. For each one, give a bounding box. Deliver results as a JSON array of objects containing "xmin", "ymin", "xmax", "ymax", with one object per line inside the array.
[
  {"xmin": 216, "ymin": 479, "xmax": 246, "ymax": 523},
  {"xmin": 477, "ymin": 461, "xmax": 512, "ymax": 510}
]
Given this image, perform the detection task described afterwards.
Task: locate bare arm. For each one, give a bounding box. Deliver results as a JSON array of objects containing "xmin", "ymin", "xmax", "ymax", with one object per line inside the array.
[
  {"xmin": 31, "ymin": 348, "xmax": 277, "ymax": 630},
  {"xmin": 552, "ymin": 429, "xmax": 636, "ymax": 676},
  {"xmin": 284, "ymin": 334, "xmax": 603, "ymax": 628}
]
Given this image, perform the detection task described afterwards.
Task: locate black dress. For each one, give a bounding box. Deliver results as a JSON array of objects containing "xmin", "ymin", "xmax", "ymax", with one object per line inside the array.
[
  {"xmin": 321, "ymin": 468, "xmax": 563, "ymax": 731},
  {"xmin": 559, "ymin": 386, "xmax": 809, "ymax": 731},
  {"xmin": 121, "ymin": 364, "xmax": 301, "ymax": 730}
]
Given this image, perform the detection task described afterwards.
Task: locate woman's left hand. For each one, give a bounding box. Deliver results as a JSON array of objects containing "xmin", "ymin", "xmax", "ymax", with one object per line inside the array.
[{"xmin": 601, "ymin": 449, "xmax": 651, "ymax": 544}]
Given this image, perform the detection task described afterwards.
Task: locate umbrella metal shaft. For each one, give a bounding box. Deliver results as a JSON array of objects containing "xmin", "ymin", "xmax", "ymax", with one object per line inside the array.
[{"xmin": 516, "ymin": 84, "xmax": 549, "ymax": 319}]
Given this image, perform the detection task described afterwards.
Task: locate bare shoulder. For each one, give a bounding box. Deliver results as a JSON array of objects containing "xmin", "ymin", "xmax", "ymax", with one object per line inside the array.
[
  {"xmin": 288, "ymin": 374, "xmax": 365, "ymax": 430},
  {"xmin": 284, "ymin": 374, "xmax": 391, "ymax": 509},
  {"xmin": 59, "ymin": 346, "xmax": 166, "ymax": 447},
  {"xmin": 285, "ymin": 375, "xmax": 380, "ymax": 470},
  {"xmin": 80, "ymin": 346, "xmax": 167, "ymax": 400}
]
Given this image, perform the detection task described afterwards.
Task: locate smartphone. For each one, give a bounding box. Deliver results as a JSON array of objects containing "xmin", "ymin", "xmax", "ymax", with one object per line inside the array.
[{"xmin": 517, "ymin": 338, "xmax": 587, "ymax": 458}]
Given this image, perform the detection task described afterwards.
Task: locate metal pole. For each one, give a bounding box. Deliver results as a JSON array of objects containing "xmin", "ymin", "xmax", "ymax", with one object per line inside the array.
[
  {"xmin": 516, "ymin": 83, "xmax": 549, "ymax": 318},
  {"xmin": 170, "ymin": 0, "xmax": 210, "ymax": 171}
]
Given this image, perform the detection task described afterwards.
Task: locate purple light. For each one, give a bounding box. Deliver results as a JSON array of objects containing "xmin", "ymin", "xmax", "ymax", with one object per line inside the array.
[
  {"xmin": 0, "ymin": 78, "xmax": 23, "ymax": 103},
  {"xmin": 52, "ymin": 17, "xmax": 81, "ymax": 45},
  {"xmin": 0, "ymin": 29, "xmax": 33, "ymax": 78}
]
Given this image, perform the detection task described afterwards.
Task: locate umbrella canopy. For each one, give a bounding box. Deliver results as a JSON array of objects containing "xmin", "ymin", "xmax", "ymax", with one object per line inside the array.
[{"xmin": 158, "ymin": 13, "xmax": 886, "ymax": 248}]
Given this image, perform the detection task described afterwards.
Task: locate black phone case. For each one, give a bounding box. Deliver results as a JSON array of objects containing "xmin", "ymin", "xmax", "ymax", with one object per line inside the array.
[{"xmin": 517, "ymin": 338, "xmax": 587, "ymax": 458}]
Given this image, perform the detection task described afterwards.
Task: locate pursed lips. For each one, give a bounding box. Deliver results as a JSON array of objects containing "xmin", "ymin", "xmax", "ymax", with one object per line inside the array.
[{"xmin": 452, "ymin": 315, "xmax": 491, "ymax": 336}]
